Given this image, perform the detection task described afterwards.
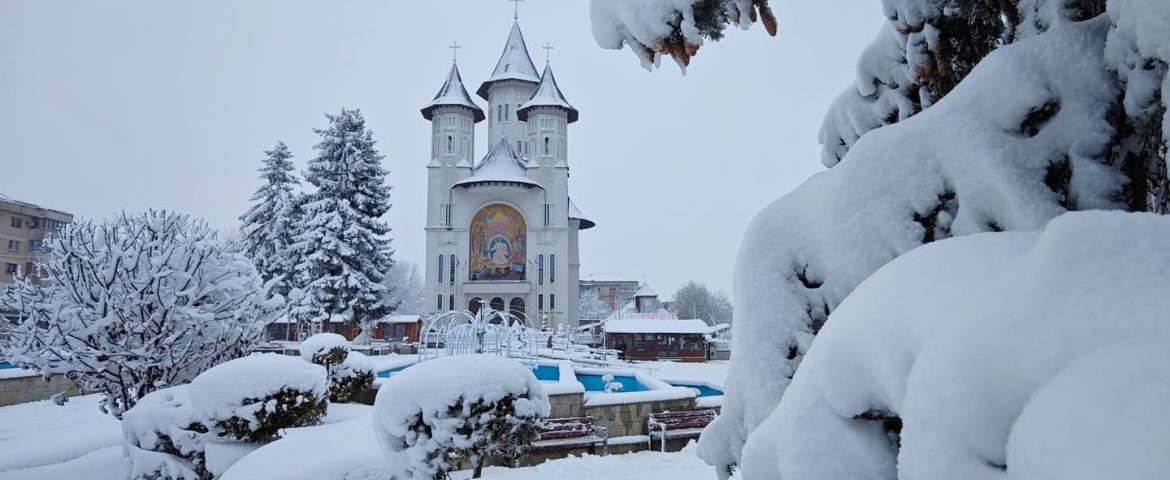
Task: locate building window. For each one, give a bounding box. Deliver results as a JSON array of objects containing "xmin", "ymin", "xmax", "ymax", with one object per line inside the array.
[
  {"xmin": 6, "ymin": 263, "xmax": 18, "ymax": 275},
  {"xmin": 543, "ymin": 204, "xmax": 551, "ymax": 226},
  {"xmin": 517, "ymin": 140, "xmax": 522, "ymax": 154},
  {"xmin": 539, "ymin": 294, "xmax": 544, "ymax": 310},
  {"xmin": 490, "ymin": 297, "xmax": 505, "ymax": 312},
  {"xmin": 437, "ymin": 295, "xmax": 444, "ymax": 311},
  {"xmin": 550, "ymin": 294, "xmax": 556, "ymax": 310},
  {"xmin": 550, "ymin": 255, "xmax": 556, "ymax": 283},
  {"xmin": 505, "ymin": 104, "xmax": 510, "ymax": 121},
  {"xmin": 538, "ymin": 255, "xmax": 544, "ymax": 284},
  {"xmin": 469, "ymin": 298, "xmax": 483, "ymax": 315},
  {"xmin": 438, "ymin": 255, "xmax": 444, "ymax": 284},
  {"xmin": 524, "ymin": 142, "xmax": 529, "ymax": 155},
  {"xmin": 29, "ymin": 240, "xmax": 43, "ymax": 252},
  {"xmin": 449, "ymin": 294, "xmax": 454, "ymax": 311},
  {"xmin": 446, "ymin": 135, "xmax": 453, "ymax": 154},
  {"xmin": 544, "ymin": 137, "xmax": 550, "ymax": 155},
  {"xmin": 449, "ymin": 255, "xmax": 455, "ymax": 285},
  {"xmin": 10, "ymin": 217, "xmax": 21, "ymax": 228},
  {"xmin": 497, "ymin": 105, "xmax": 503, "ymax": 122},
  {"xmin": 7, "ymin": 240, "xmax": 18, "ymax": 252}
]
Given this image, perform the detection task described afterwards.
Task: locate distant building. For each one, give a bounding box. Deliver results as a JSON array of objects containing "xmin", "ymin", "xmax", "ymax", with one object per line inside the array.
[
  {"xmin": 579, "ymin": 274, "xmax": 640, "ymax": 311},
  {"xmin": 0, "ymin": 193, "xmax": 72, "ymax": 285},
  {"xmin": 266, "ymin": 314, "xmax": 423, "ymax": 343},
  {"xmin": 600, "ymin": 283, "xmax": 730, "ymax": 362}
]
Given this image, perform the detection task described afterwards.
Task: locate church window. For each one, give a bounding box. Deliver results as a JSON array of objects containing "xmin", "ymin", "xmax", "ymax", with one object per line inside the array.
[
  {"xmin": 550, "ymin": 294, "xmax": 556, "ymax": 310},
  {"xmin": 524, "ymin": 142, "xmax": 529, "ymax": 155},
  {"xmin": 446, "ymin": 135, "xmax": 453, "ymax": 154},
  {"xmin": 550, "ymin": 255, "xmax": 556, "ymax": 283},
  {"xmin": 543, "ymin": 137, "xmax": 550, "ymax": 155},
  {"xmin": 449, "ymin": 255, "xmax": 455, "ymax": 285},
  {"xmin": 517, "ymin": 140, "xmax": 522, "ymax": 154},
  {"xmin": 497, "ymin": 105, "xmax": 503, "ymax": 122},
  {"xmin": 539, "ymin": 294, "xmax": 544, "ymax": 310},
  {"xmin": 469, "ymin": 298, "xmax": 483, "ymax": 315},
  {"xmin": 438, "ymin": 255, "xmax": 444, "ymax": 284},
  {"xmin": 538, "ymin": 255, "xmax": 544, "ymax": 284},
  {"xmin": 505, "ymin": 104, "xmax": 510, "ymax": 121},
  {"xmin": 436, "ymin": 295, "xmax": 443, "ymax": 311},
  {"xmin": 509, "ymin": 298, "xmax": 525, "ymax": 320},
  {"xmin": 490, "ymin": 297, "xmax": 505, "ymax": 312},
  {"xmin": 504, "ymin": 63, "xmax": 510, "ymax": 72},
  {"xmin": 543, "ymin": 204, "xmax": 551, "ymax": 226},
  {"xmin": 449, "ymin": 294, "xmax": 454, "ymax": 311}
]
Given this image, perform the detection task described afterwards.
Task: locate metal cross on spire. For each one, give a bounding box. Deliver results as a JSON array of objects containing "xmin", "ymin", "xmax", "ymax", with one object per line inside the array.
[
  {"xmin": 449, "ymin": 41, "xmax": 462, "ymax": 63},
  {"xmin": 542, "ymin": 42, "xmax": 554, "ymax": 64},
  {"xmin": 509, "ymin": 0, "xmax": 523, "ymax": 19}
]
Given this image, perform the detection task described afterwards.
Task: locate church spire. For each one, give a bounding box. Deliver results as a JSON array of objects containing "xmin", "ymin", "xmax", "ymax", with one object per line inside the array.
[
  {"xmin": 421, "ymin": 62, "xmax": 485, "ymax": 123},
  {"xmin": 476, "ymin": 20, "xmax": 540, "ymax": 100},
  {"xmin": 518, "ymin": 63, "xmax": 578, "ymax": 123}
]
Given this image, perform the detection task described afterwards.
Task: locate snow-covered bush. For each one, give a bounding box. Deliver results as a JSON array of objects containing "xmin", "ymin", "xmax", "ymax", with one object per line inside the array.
[
  {"xmin": 372, "ymin": 355, "xmax": 550, "ymax": 479},
  {"xmin": 299, "ymin": 333, "xmax": 373, "ymax": 402},
  {"xmin": 0, "ymin": 210, "xmax": 278, "ymax": 417},
  {"xmin": 735, "ymin": 211, "xmax": 1170, "ymax": 479},
  {"xmin": 331, "ymin": 351, "xmax": 374, "ymax": 404},
  {"xmin": 123, "ymin": 385, "xmax": 211, "ymax": 480},
  {"xmin": 189, "ymin": 354, "xmax": 328, "ymax": 444}
]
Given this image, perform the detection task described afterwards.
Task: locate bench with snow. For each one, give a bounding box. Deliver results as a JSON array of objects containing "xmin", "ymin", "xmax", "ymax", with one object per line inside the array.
[
  {"xmin": 531, "ymin": 417, "xmax": 609, "ymax": 455},
  {"xmin": 647, "ymin": 409, "xmax": 718, "ymax": 452}
]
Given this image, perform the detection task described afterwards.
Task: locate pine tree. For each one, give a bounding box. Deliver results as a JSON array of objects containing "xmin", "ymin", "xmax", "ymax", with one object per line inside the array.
[
  {"xmin": 291, "ymin": 109, "xmax": 395, "ymax": 343},
  {"xmin": 239, "ymin": 141, "xmax": 301, "ymax": 299}
]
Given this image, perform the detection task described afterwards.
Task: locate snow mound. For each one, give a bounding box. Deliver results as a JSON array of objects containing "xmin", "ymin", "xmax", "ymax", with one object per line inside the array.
[
  {"xmin": 371, "ymin": 355, "xmax": 550, "ymax": 477},
  {"xmin": 122, "ymin": 385, "xmax": 206, "ymax": 480},
  {"xmin": 738, "ymin": 211, "xmax": 1170, "ymax": 479},
  {"xmin": 221, "ymin": 415, "xmax": 388, "ymax": 480},
  {"xmin": 298, "ymin": 333, "xmax": 349, "ymax": 362},
  {"xmin": 699, "ymin": 18, "xmax": 1127, "ymax": 476},
  {"xmin": 188, "ymin": 354, "xmax": 328, "ymax": 437}
]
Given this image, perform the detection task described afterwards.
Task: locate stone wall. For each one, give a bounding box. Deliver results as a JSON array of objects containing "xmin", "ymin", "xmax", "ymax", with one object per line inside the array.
[
  {"xmin": 547, "ymin": 392, "xmax": 584, "ymax": 418},
  {"xmin": 0, "ymin": 373, "xmax": 82, "ymax": 406},
  {"xmin": 584, "ymin": 397, "xmax": 696, "ymax": 437}
]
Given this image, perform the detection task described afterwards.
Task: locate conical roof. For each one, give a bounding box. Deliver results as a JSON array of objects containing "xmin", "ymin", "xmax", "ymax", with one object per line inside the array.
[
  {"xmin": 518, "ymin": 63, "xmax": 578, "ymax": 123},
  {"xmin": 421, "ymin": 63, "xmax": 485, "ymax": 122},
  {"xmin": 476, "ymin": 20, "xmax": 540, "ymax": 100},
  {"xmin": 453, "ymin": 135, "xmax": 543, "ymax": 189}
]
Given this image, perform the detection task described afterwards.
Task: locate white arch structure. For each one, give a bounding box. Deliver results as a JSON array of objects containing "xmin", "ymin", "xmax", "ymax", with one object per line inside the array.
[{"xmin": 419, "ymin": 304, "xmax": 537, "ymax": 362}]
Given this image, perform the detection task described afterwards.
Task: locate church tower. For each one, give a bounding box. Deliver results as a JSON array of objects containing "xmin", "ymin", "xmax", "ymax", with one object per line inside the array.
[{"xmin": 422, "ymin": 17, "xmax": 594, "ymax": 330}]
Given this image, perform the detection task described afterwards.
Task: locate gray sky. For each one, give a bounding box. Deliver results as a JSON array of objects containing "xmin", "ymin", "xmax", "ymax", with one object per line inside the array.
[{"xmin": 0, "ymin": 0, "xmax": 878, "ymax": 296}]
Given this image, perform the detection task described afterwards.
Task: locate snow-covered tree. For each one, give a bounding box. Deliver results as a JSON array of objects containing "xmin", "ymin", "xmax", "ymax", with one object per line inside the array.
[
  {"xmin": 670, "ymin": 280, "xmax": 733, "ymax": 325},
  {"xmin": 291, "ymin": 109, "xmax": 395, "ymax": 343},
  {"xmin": 372, "ymin": 355, "xmax": 549, "ymax": 479},
  {"xmin": 590, "ymin": 1, "xmax": 1168, "ymax": 478},
  {"xmin": 382, "ymin": 261, "xmax": 424, "ymax": 315},
  {"xmin": 239, "ymin": 141, "xmax": 302, "ymax": 299},
  {"xmin": 578, "ymin": 290, "xmax": 612, "ymax": 321},
  {"xmin": 0, "ymin": 211, "xmax": 278, "ymax": 417}
]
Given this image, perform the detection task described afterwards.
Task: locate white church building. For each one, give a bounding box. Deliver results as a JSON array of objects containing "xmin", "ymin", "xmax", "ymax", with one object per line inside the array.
[{"xmin": 422, "ymin": 19, "xmax": 594, "ymax": 329}]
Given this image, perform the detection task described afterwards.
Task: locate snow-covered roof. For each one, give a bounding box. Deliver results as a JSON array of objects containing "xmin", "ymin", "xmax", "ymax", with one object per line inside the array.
[
  {"xmin": 634, "ymin": 284, "xmax": 658, "ymax": 298},
  {"xmin": 380, "ymin": 315, "xmax": 421, "ymax": 324},
  {"xmin": 420, "ymin": 63, "xmax": 485, "ymax": 123},
  {"xmin": 453, "ymin": 136, "xmax": 543, "ymax": 190},
  {"xmin": 568, "ymin": 198, "xmax": 595, "ymax": 230},
  {"xmin": 476, "ymin": 20, "xmax": 540, "ymax": 100},
  {"xmin": 580, "ymin": 274, "xmax": 640, "ymax": 283},
  {"xmin": 517, "ymin": 63, "xmax": 578, "ymax": 123},
  {"xmin": 604, "ymin": 319, "xmax": 719, "ymax": 334}
]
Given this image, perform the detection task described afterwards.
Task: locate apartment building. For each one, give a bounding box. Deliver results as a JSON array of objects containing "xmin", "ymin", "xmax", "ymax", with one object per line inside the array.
[{"xmin": 0, "ymin": 193, "xmax": 73, "ymax": 285}]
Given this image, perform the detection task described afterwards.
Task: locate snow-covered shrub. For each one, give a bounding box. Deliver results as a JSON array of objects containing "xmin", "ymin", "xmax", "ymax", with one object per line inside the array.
[
  {"xmin": 123, "ymin": 385, "xmax": 211, "ymax": 480},
  {"xmin": 0, "ymin": 210, "xmax": 278, "ymax": 417},
  {"xmin": 330, "ymin": 351, "xmax": 374, "ymax": 404},
  {"xmin": 189, "ymin": 354, "xmax": 328, "ymax": 444},
  {"xmin": 299, "ymin": 333, "xmax": 373, "ymax": 402},
  {"xmin": 372, "ymin": 355, "xmax": 550, "ymax": 479},
  {"xmin": 736, "ymin": 211, "xmax": 1170, "ymax": 480},
  {"xmin": 602, "ymin": 374, "xmax": 624, "ymax": 393}
]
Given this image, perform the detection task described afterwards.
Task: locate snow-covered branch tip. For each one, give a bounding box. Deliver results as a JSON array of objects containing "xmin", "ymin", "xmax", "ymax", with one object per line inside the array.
[{"xmin": 590, "ymin": 0, "xmax": 776, "ymax": 71}]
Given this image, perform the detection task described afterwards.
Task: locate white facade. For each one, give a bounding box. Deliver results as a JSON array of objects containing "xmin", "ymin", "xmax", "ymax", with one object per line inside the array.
[{"xmin": 422, "ymin": 20, "xmax": 593, "ymax": 329}]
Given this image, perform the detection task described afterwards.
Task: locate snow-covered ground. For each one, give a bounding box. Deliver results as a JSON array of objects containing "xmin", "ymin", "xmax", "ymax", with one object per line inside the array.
[{"xmin": 0, "ymin": 359, "xmax": 729, "ymax": 480}]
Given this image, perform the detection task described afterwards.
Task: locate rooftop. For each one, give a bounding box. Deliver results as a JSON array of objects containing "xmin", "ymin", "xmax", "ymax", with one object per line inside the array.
[
  {"xmin": 476, "ymin": 20, "xmax": 540, "ymax": 100},
  {"xmin": 453, "ymin": 136, "xmax": 543, "ymax": 190},
  {"xmin": 604, "ymin": 319, "xmax": 728, "ymax": 335},
  {"xmin": 517, "ymin": 63, "xmax": 578, "ymax": 123},
  {"xmin": 420, "ymin": 63, "xmax": 485, "ymax": 122}
]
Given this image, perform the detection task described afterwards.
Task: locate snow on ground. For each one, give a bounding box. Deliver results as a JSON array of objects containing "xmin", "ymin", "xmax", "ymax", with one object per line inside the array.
[
  {"xmin": 0, "ymin": 394, "xmax": 125, "ymax": 478},
  {"xmin": 0, "ymin": 359, "xmax": 727, "ymax": 479}
]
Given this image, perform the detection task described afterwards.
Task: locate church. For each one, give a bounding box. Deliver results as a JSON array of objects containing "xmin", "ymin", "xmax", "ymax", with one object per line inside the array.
[{"xmin": 422, "ymin": 18, "xmax": 594, "ymax": 329}]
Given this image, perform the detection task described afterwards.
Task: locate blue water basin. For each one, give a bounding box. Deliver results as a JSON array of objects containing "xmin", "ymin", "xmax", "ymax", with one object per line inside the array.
[
  {"xmin": 0, "ymin": 361, "xmax": 18, "ymax": 370},
  {"xmin": 577, "ymin": 373, "xmax": 648, "ymax": 393},
  {"xmin": 376, "ymin": 365, "xmax": 410, "ymax": 378},
  {"xmin": 532, "ymin": 365, "xmax": 560, "ymax": 382},
  {"xmin": 668, "ymin": 382, "xmax": 723, "ymax": 397}
]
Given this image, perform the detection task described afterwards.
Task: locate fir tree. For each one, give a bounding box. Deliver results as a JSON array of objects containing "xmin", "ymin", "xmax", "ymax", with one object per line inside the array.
[
  {"xmin": 239, "ymin": 141, "xmax": 302, "ymax": 299},
  {"xmin": 291, "ymin": 109, "xmax": 395, "ymax": 343}
]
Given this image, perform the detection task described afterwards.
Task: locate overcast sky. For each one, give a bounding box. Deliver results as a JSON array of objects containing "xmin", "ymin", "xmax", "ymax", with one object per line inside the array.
[{"xmin": 0, "ymin": 0, "xmax": 878, "ymax": 296}]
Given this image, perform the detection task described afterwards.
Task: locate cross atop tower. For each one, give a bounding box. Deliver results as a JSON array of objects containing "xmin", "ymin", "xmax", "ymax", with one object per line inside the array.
[
  {"xmin": 509, "ymin": 0, "xmax": 523, "ymax": 19},
  {"xmin": 449, "ymin": 41, "xmax": 462, "ymax": 63},
  {"xmin": 542, "ymin": 42, "xmax": 554, "ymax": 64}
]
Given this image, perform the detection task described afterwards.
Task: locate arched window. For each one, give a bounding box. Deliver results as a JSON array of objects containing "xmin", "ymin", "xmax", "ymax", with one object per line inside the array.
[
  {"xmin": 538, "ymin": 255, "xmax": 544, "ymax": 285},
  {"xmin": 490, "ymin": 297, "xmax": 505, "ymax": 312},
  {"xmin": 438, "ymin": 255, "xmax": 444, "ymax": 284},
  {"xmin": 550, "ymin": 255, "xmax": 556, "ymax": 283},
  {"xmin": 544, "ymin": 137, "xmax": 550, "ymax": 155},
  {"xmin": 449, "ymin": 255, "xmax": 455, "ymax": 285},
  {"xmin": 509, "ymin": 298, "xmax": 526, "ymax": 322},
  {"xmin": 446, "ymin": 135, "xmax": 452, "ymax": 154},
  {"xmin": 469, "ymin": 298, "xmax": 483, "ymax": 315},
  {"xmin": 497, "ymin": 105, "xmax": 503, "ymax": 122},
  {"xmin": 505, "ymin": 104, "xmax": 510, "ymax": 121},
  {"xmin": 517, "ymin": 140, "xmax": 522, "ymax": 153}
]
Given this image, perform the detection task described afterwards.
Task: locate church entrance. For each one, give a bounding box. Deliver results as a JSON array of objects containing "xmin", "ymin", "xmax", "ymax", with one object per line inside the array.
[{"xmin": 509, "ymin": 297, "xmax": 526, "ymax": 322}]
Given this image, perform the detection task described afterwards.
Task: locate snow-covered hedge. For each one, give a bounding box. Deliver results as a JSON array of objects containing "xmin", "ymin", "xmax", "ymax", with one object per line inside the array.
[
  {"xmin": 123, "ymin": 385, "xmax": 210, "ymax": 480},
  {"xmin": 189, "ymin": 354, "xmax": 329, "ymax": 444},
  {"xmin": 372, "ymin": 355, "xmax": 550, "ymax": 478},
  {"xmin": 736, "ymin": 211, "xmax": 1170, "ymax": 479},
  {"xmin": 299, "ymin": 333, "xmax": 373, "ymax": 403}
]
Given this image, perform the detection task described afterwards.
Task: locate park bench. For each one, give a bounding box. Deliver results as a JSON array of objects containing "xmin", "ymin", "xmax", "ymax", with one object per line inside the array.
[
  {"xmin": 531, "ymin": 416, "xmax": 608, "ymax": 455},
  {"xmin": 647, "ymin": 409, "xmax": 718, "ymax": 452}
]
